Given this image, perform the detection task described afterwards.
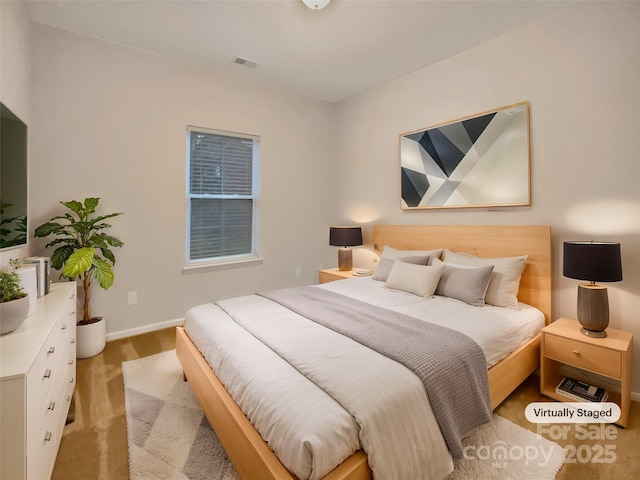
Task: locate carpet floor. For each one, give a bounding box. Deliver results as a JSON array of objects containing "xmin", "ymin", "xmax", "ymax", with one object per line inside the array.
[{"xmin": 123, "ymin": 350, "xmax": 567, "ymax": 480}]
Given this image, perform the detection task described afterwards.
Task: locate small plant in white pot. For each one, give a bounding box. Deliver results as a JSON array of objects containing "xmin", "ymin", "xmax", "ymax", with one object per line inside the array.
[
  {"xmin": 34, "ymin": 198, "xmax": 123, "ymax": 358},
  {"xmin": 0, "ymin": 269, "xmax": 29, "ymax": 335}
]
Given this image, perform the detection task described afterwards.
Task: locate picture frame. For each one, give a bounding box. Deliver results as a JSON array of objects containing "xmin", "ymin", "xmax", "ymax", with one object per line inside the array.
[{"xmin": 400, "ymin": 102, "xmax": 531, "ymax": 210}]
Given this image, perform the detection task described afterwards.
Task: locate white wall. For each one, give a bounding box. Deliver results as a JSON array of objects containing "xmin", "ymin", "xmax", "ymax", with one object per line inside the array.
[
  {"xmin": 0, "ymin": 0, "xmax": 32, "ymax": 267},
  {"xmin": 335, "ymin": 2, "xmax": 640, "ymax": 395},
  {"xmin": 29, "ymin": 24, "xmax": 338, "ymax": 338}
]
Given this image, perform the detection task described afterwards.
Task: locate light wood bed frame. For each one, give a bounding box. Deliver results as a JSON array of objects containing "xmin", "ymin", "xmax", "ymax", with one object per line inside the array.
[{"xmin": 176, "ymin": 224, "xmax": 552, "ymax": 480}]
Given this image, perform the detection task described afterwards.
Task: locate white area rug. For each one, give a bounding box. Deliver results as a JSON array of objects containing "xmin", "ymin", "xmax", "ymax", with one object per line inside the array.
[
  {"xmin": 123, "ymin": 350, "xmax": 238, "ymax": 480},
  {"xmin": 123, "ymin": 350, "xmax": 566, "ymax": 480}
]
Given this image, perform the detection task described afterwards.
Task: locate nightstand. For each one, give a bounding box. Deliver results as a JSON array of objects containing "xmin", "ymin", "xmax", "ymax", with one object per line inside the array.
[
  {"xmin": 318, "ymin": 268, "xmax": 358, "ymax": 284},
  {"xmin": 540, "ymin": 318, "xmax": 633, "ymax": 427}
]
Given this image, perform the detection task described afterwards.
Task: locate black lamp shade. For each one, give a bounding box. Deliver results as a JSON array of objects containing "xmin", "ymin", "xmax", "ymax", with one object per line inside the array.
[
  {"xmin": 563, "ymin": 241, "xmax": 622, "ymax": 282},
  {"xmin": 329, "ymin": 227, "xmax": 363, "ymax": 247}
]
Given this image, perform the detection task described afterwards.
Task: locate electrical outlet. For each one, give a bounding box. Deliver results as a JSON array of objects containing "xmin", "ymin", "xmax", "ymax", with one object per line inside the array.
[{"xmin": 127, "ymin": 291, "xmax": 138, "ymax": 305}]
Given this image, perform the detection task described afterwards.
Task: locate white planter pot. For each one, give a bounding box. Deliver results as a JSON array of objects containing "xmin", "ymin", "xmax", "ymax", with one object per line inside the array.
[
  {"xmin": 0, "ymin": 295, "xmax": 30, "ymax": 335},
  {"xmin": 76, "ymin": 317, "xmax": 106, "ymax": 358}
]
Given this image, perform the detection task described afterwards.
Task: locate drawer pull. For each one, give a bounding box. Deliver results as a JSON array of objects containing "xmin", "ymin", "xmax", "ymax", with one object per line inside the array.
[
  {"xmin": 70, "ymin": 377, "xmax": 75, "ymax": 384},
  {"xmin": 61, "ymin": 323, "xmax": 67, "ymax": 330},
  {"xmin": 68, "ymin": 359, "xmax": 74, "ymax": 365},
  {"xmin": 44, "ymin": 369, "xmax": 52, "ymax": 379},
  {"xmin": 48, "ymin": 346, "xmax": 56, "ymax": 354},
  {"xmin": 48, "ymin": 401, "xmax": 56, "ymax": 411},
  {"xmin": 572, "ymin": 350, "xmax": 581, "ymax": 355},
  {"xmin": 44, "ymin": 431, "xmax": 52, "ymax": 442},
  {"xmin": 70, "ymin": 311, "xmax": 76, "ymax": 316},
  {"xmin": 71, "ymin": 339, "xmax": 76, "ymax": 344}
]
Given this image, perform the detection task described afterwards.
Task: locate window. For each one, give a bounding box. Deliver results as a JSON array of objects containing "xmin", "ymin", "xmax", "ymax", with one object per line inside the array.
[{"xmin": 186, "ymin": 127, "xmax": 260, "ymax": 267}]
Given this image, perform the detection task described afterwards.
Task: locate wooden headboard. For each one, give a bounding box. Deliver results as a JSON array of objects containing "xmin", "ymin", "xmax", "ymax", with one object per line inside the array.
[{"xmin": 372, "ymin": 225, "xmax": 552, "ymax": 323}]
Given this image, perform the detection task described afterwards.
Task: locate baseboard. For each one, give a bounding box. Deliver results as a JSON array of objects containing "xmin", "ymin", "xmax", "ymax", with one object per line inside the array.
[{"xmin": 106, "ymin": 317, "xmax": 184, "ymax": 342}]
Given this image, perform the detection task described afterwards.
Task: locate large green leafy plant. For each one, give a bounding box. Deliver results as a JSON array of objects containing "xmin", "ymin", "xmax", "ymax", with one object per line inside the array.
[{"xmin": 34, "ymin": 198, "xmax": 123, "ymax": 325}]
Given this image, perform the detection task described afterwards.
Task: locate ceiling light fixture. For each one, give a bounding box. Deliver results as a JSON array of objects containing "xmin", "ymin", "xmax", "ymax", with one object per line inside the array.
[{"xmin": 303, "ymin": 0, "xmax": 330, "ymax": 10}]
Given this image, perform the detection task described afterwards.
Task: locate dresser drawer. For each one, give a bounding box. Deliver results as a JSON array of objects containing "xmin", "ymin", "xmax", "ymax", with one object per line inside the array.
[
  {"xmin": 25, "ymin": 335, "xmax": 63, "ymax": 443},
  {"xmin": 58, "ymin": 319, "xmax": 76, "ymax": 376},
  {"xmin": 545, "ymin": 333, "xmax": 621, "ymax": 378},
  {"xmin": 61, "ymin": 294, "xmax": 77, "ymax": 367},
  {"xmin": 63, "ymin": 361, "xmax": 76, "ymax": 407},
  {"xmin": 26, "ymin": 291, "xmax": 76, "ymax": 450},
  {"xmin": 26, "ymin": 405, "xmax": 59, "ymax": 480},
  {"xmin": 29, "ymin": 362, "xmax": 70, "ymax": 480}
]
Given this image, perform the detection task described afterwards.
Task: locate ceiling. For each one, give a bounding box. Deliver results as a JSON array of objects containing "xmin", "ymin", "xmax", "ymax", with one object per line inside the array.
[{"xmin": 24, "ymin": 0, "xmax": 572, "ymax": 103}]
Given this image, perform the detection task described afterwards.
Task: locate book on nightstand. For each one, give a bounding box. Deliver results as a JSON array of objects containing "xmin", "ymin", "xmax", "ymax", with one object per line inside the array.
[{"xmin": 556, "ymin": 377, "xmax": 608, "ymax": 403}]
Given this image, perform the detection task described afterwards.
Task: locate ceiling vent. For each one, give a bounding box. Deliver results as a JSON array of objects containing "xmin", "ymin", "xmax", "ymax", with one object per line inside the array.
[{"xmin": 233, "ymin": 56, "xmax": 260, "ymax": 68}]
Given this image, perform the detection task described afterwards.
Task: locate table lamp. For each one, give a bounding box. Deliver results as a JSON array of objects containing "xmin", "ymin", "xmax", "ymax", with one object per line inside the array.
[
  {"xmin": 329, "ymin": 226, "xmax": 362, "ymax": 271},
  {"xmin": 563, "ymin": 241, "xmax": 622, "ymax": 337}
]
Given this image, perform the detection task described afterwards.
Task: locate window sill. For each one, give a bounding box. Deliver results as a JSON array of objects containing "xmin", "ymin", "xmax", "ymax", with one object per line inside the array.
[{"xmin": 182, "ymin": 256, "xmax": 263, "ymax": 275}]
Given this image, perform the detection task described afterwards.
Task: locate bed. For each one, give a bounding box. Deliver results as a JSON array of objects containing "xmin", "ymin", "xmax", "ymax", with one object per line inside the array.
[{"xmin": 176, "ymin": 224, "xmax": 552, "ymax": 480}]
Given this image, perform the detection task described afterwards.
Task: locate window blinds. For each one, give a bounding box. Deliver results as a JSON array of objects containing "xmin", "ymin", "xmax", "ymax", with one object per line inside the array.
[
  {"xmin": 190, "ymin": 133, "xmax": 253, "ymax": 196},
  {"xmin": 188, "ymin": 131, "xmax": 255, "ymax": 261}
]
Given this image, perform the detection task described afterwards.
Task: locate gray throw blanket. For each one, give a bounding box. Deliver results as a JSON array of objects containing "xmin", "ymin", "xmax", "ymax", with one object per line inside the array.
[{"xmin": 259, "ymin": 286, "xmax": 492, "ymax": 459}]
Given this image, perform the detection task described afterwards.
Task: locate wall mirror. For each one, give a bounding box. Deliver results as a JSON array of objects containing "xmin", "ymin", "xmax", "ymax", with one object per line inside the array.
[
  {"xmin": 400, "ymin": 102, "xmax": 530, "ymax": 210},
  {"xmin": 1, "ymin": 102, "xmax": 28, "ymax": 249}
]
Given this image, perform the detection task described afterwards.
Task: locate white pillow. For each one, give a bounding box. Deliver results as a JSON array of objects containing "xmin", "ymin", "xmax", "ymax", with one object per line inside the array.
[
  {"xmin": 443, "ymin": 249, "xmax": 528, "ymax": 307},
  {"xmin": 372, "ymin": 255, "xmax": 430, "ymax": 282},
  {"xmin": 372, "ymin": 246, "xmax": 443, "ymax": 281},
  {"xmin": 384, "ymin": 260, "xmax": 444, "ymax": 297}
]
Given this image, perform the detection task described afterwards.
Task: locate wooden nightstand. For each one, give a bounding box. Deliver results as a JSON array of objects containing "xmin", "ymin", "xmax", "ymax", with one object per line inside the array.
[
  {"xmin": 540, "ymin": 318, "xmax": 633, "ymax": 427},
  {"xmin": 318, "ymin": 268, "xmax": 359, "ymax": 284}
]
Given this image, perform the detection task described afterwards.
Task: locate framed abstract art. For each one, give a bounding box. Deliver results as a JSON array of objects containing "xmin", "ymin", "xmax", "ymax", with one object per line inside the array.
[{"xmin": 400, "ymin": 102, "xmax": 531, "ymax": 209}]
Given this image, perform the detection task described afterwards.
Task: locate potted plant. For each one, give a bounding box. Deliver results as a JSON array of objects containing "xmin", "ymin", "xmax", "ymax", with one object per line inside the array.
[
  {"xmin": 34, "ymin": 198, "xmax": 123, "ymax": 357},
  {"xmin": 0, "ymin": 269, "xmax": 29, "ymax": 335}
]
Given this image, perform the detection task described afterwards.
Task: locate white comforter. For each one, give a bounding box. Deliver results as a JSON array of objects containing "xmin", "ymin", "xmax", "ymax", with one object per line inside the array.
[
  {"xmin": 183, "ymin": 277, "xmax": 544, "ymax": 480},
  {"xmin": 320, "ymin": 277, "xmax": 544, "ymax": 368}
]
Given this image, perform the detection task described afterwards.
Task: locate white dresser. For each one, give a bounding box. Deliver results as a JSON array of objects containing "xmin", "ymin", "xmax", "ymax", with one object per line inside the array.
[{"xmin": 1, "ymin": 283, "xmax": 77, "ymax": 480}]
